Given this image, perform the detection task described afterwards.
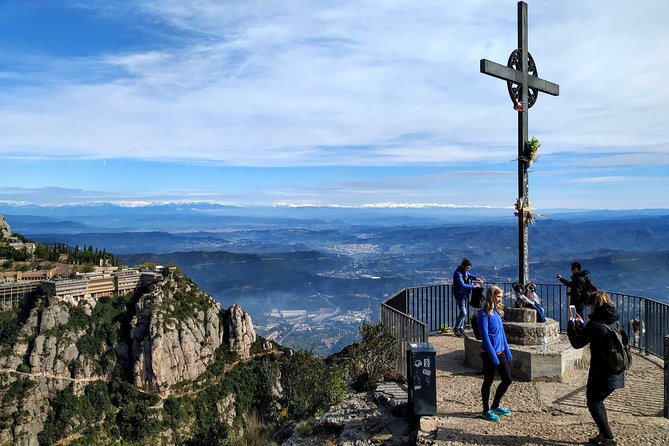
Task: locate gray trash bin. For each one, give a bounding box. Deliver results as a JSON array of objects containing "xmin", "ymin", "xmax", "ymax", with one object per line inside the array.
[{"xmin": 407, "ymin": 342, "xmax": 436, "ymax": 415}]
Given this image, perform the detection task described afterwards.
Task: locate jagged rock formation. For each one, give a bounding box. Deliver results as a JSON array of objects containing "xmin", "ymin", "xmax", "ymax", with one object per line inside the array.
[
  {"xmin": 0, "ymin": 213, "xmax": 11, "ymax": 240},
  {"xmin": 0, "ymin": 273, "xmax": 261, "ymax": 445},
  {"xmin": 223, "ymin": 303, "xmax": 256, "ymax": 359},
  {"xmin": 0, "ymin": 376, "xmax": 70, "ymax": 446},
  {"xmin": 131, "ymin": 275, "xmax": 255, "ymax": 391},
  {"xmin": 0, "ymin": 296, "xmax": 100, "ymax": 445}
]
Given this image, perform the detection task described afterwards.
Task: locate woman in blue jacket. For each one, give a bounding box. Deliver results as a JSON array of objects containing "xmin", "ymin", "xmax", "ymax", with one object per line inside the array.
[{"xmin": 477, "ymin": 285, "xmax": 513, "ymax": 422}]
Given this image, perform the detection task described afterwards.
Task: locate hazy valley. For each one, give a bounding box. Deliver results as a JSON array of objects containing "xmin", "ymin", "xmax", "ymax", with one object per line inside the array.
[{"xmin": 4, "ymin": 203, "xmax": 669, "ymax": 354}]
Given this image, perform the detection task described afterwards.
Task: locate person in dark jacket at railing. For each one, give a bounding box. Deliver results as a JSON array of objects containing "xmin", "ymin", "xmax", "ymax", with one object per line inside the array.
[
  {"xmin": 567, "ymin": 291, "xmax": 624, "ymax": 446},
  {"xmin": 452, "ymin": 258, "xmax": 482, "ymax": 337},
  {"xmin": 557, "ymin": 261, "xmax": 594, "ymax": 318}
]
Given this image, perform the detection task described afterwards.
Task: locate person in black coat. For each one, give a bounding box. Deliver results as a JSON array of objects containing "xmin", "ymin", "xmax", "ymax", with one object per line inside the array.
[
  {"xmin": 557, "ymin": 261, "xmax": 592, "ymax": 317},
  {"xmin": 567, "ymin": 291, "xmax": 624, "ymax": 446}
]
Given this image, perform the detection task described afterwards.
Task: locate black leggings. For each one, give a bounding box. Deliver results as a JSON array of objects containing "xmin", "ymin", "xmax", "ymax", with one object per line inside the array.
[
  {"xmin": 586, "ymin": 384, "xmax": 615, "ymax": 439},
  {"xmin": 481, "ymin": 351, "xmax": 512, "ymax": 412}
]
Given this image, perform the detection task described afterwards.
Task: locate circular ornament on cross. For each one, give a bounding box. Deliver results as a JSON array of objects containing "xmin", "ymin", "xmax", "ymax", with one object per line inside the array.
[{"xmin": 506, "ymin": 49, "xmax": 539, "ymax": 110}]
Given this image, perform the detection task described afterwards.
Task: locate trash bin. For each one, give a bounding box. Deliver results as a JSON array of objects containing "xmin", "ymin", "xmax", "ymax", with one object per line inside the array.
[{"xmin": 407, "ymin": 342, "xmax": 437, "ymax": 415}]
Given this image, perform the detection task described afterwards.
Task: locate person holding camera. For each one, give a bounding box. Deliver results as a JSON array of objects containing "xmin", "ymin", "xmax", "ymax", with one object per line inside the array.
[{"xmin": 567, "ymin": 291, "xmax": 624, "ymax": 446}]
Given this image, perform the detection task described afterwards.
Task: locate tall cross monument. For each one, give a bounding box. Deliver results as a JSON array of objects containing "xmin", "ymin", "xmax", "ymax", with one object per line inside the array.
[{"xmin": 480, "ymin": 1, "xmax": 559, "ymax": 288}]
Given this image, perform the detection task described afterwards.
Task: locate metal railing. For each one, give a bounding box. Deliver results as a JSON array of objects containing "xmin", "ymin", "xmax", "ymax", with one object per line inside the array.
[
  {"xmin": 380, "ymin": 282, "xmax": 669, "ymax": 379},
  {"xmin": 380, "ymin": 289, "xmax": 428, "ymax": 378}
]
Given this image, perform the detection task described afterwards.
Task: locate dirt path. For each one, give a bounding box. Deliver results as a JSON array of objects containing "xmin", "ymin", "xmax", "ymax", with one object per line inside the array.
[
  {"xmin": 418, "ymin": 334, "xmax": 669, "ymax": 446},
  {"xmin": 0, "ymin": 367, "xmax": 106, "ymax": 383}
]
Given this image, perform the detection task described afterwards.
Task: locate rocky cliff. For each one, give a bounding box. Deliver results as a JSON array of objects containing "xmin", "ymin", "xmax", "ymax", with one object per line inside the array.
[
  {"xmin": 131, "ymin": 275, "xmax": 256, "ymax": 391},
  {"xmin": 0, "ymin": 273, "xmax": 260, "ymax": 445},
  {"xmin": 0, "ymin": 214, "xmax": 10, "ymax": 240}
]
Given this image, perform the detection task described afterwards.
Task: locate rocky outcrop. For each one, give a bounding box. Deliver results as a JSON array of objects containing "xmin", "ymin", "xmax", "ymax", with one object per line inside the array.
[
  {"xmin": 282, "ymin": 386, "xmax": 414, "ymax": 446},
  {"xmin": 0, "ymin": 213, "xmax": 11, "ymax": 240},
  {"xmin": 223, "ymin": 303, "xmax": 256, "ymax": 359},
  {"xmin": 29, "ymin": 332, "xmax": 80, "ymax": 377},
  {"xmin": 0, "ymin": 305, "xmax": 39, "ymax": 371},
  {"xmin": 0, "ymin": 296, "xmax": 92, "ymax": 446},
  {"xmin": 216, "ymin": 393, "xmax": 237, "ymax": 427},
  {"xmin": 25, "ymin": 299, "xmax": 97, "ymax": 379},
  {"xmin": 0, "ymin": 272, "xmax": 261, "ymax": 445},
  {"xmin": 0, "ymin": 376, "xmax": 71, "ymax": 446},
  {"xmin": 130, "ymin": 276, "xmax": 256, "ymax": 391},
  {"xmin": 0, "ymin": 298, "xmax": 87, "ymax": 378},
  {"xmin": 38, "ymin": 301, "xmax": 71, "ymax": 331}
]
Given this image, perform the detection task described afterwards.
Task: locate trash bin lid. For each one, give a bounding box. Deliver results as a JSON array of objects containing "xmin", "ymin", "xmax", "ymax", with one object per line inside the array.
[{"xmin": 408, "ymin": 342, "xmax": 435, "ymax": 353}]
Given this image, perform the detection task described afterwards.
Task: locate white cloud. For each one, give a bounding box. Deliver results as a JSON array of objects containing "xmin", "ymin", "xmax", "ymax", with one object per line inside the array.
[{"xmin": 0, "ymin": 0, "xmax": 668, "ymax": 209}]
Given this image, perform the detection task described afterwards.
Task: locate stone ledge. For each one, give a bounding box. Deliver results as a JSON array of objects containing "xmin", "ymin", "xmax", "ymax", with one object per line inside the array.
[
  {"xmin": 505, "ymin": 307, "xmax": 537, "ymax": 322},
  {"xmin": 504, "ymin": 318, "xmax": 560, "ymax": 345},
  {"xmin": 374, "ymin": 382, "xmax": 408, "ymax": 409},
  {"xmin": 464, "ymin": 330, "xmax": 584, "ymax": 382}
]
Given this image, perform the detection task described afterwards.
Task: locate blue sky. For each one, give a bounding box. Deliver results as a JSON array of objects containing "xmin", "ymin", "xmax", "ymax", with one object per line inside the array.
[{"xmin": 0, "ymin": 0, "xmax": 668, "ymax": 209}]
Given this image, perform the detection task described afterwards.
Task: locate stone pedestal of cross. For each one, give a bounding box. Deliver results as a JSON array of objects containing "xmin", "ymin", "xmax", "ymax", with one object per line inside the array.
[{"xmin": 480, "ymin": 1, "xmax": 559, "ymax": 289}]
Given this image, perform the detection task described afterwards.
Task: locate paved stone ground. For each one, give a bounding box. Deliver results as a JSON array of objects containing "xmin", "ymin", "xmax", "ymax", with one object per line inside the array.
[{"xmin": 417, "ymin": 334, "xmax": 669, "ymax": 446}]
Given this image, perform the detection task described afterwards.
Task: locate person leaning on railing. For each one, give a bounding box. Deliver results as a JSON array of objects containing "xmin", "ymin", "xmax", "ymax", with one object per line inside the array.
[{"xmin": 452, "ymin": 257, "xmax": 482, "ymax": 337}]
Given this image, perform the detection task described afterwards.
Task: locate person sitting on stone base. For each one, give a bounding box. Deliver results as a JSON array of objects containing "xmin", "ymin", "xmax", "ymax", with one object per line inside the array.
[{"xmin": 512, "ymin": 282, "xmax": 546, "ymax": 323}]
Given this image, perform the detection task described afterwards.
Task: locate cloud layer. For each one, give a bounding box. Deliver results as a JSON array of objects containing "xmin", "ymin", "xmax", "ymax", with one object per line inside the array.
[{"xmin": 0, "ymin": 0, "xmax": 667, "ymax": 208}]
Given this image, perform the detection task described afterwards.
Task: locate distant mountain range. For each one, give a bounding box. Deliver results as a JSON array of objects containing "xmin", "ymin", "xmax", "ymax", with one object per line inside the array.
[
  {"xmin": 3, "ymin": 203, "xmax": 668, "ymax": 299},
  {"xmin": 3, "ymin": 201, "xmax": 669, "ymax": 231},
  {"xmin": 3, "ymin": 202, "xmax": 668, "ymax": 353}
]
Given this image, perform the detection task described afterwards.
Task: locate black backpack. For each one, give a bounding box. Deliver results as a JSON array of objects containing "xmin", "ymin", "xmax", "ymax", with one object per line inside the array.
[
  {"xmin": 581, "ymin": 276, "xmax": 597, "ymax": 301},
  {"xmin": 602, "ymin": 321, "xmax": 632, "ymax": 373},
  {"xmin": 469, "ymin": 286, "xmax": 485, "ymax": 308}
]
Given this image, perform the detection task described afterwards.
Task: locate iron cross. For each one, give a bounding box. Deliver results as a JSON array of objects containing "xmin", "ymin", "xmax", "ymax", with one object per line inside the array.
[{"xmin": 480, "ymin": 1, "xmax": 559, "ymax": 288}]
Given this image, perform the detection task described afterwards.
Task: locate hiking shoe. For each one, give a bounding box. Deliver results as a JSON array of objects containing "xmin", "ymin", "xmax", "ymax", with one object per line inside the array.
[
  {"xmin": 454, "ymin": 329, "xmax": 463, "ymax": 337},
  {"xmin": 490, "ymin": 406, "xmax": 511, "ymax": 416},
  {"xmin": 480, "ymin": 410, "xmax": 499, "ymax": 422},
  {"xmin": 588, "ymin": 434, "xmax": 604, "ymax": 444},
  {"xmin": 588, "ymin": 436, "xmax": 616, "ymax": 446}
]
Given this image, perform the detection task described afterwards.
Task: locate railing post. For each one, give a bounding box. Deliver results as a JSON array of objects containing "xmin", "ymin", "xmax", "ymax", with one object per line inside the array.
[
  {"xmin": 664, "ymin": 334, "xmax": 669, "ymax": 419},
  {"xmin": 645, "ymin": 299, "xmax": 651, "ymax": 355}
]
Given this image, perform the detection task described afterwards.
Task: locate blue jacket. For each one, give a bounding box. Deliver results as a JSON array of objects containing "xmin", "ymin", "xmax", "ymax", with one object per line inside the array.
[
  {"xmin": 452, "ymin": 267, "xmax": 477, "ymax": 300},
  {"xmin": 478, "ymin": 309, "xmax": 512, "ymax": 366}
]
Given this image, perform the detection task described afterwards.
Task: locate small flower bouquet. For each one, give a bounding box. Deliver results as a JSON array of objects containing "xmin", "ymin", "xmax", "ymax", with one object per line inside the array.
[{"xmin": 522, "ymin": 137, "xmax": 541, "ymax": 165}]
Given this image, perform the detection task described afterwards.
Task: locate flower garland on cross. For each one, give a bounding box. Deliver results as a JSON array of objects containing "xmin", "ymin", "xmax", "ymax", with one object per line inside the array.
[{"xmin": 514, "ymin": 197, "xmax": 543, "ymax": 225}]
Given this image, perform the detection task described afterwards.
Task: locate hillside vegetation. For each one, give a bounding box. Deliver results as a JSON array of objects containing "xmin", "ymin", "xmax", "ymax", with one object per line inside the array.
[{"xmin": 0, "ymin": 270, "xmax": 398, "ymax": 445}]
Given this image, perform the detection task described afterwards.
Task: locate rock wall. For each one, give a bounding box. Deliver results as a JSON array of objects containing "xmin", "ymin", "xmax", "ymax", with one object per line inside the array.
[
  {"xmin": 223, "ymin": 304, "xmax": 256, "ymax": 359},
  {"xmin": 131, "ymin": 276, "xmax": 256, "ymax": 391},
  {"xmin": 0, "ymin": 298, "xmax": 97, "ymax": 446},
  {"xmin": 0, "ymin": 298, "xmax": 93, "ymax": 378},
  {"xmin": 0, "ymin": 273, "xmax": 259, "ymax": 444},
  {"xmin": 0, "ymin": 213, "xmax": 11, "ymax": 240}
]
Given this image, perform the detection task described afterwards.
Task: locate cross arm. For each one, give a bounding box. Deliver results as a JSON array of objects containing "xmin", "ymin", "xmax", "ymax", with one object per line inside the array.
[{"xmin": 480, "ymin": 59, "xmax": 559, "ymax": 96}]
